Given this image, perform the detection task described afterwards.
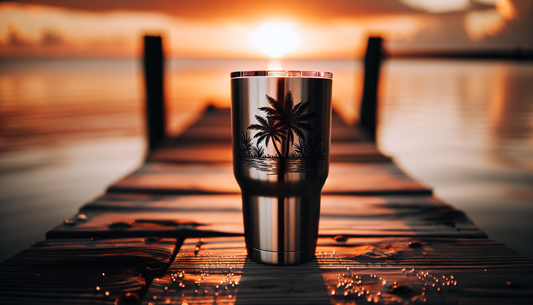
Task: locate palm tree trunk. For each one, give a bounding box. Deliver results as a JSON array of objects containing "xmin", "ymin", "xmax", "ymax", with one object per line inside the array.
[
  {"xmin": 284, "ymin": 128, "xmax": 292, "ymax": 158},
  {"xmin": 272, "ymin": 140, "xmax": 282, "ymax": 158}
]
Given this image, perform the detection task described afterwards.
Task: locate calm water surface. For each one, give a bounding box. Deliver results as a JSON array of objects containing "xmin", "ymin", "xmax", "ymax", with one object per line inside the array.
[{"xmin": 0, "ymin": 58, "xmax": 532, "ymax": 261}]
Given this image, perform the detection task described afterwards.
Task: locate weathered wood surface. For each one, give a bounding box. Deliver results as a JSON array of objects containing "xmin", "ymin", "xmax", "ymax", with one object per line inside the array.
[
  {"xmin": 47, "ymin": 194, "xmax": 484, "ymax": 239},
  {"xmin": 2, "ymin": 107, "xmax": 532, "ymax": 305},
  {"xmin": 0, "ymin": 238, "xmax": 180, "ymax": 304},
  {"xmin": 143, "ymin": 236, "xmax": 533, "ymax": 305}
]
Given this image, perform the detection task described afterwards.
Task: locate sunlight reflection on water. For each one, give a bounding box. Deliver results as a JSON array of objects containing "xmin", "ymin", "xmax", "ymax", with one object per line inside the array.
[{"xmin": 0, "ymin": 58, "xmax": 532, "ymax": 261}]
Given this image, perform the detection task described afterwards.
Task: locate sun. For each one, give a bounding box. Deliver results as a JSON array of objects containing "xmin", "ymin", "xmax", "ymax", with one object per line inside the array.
[{"xmin": 251, "ymin": 23, "xmax": 300, "ymax": 58}]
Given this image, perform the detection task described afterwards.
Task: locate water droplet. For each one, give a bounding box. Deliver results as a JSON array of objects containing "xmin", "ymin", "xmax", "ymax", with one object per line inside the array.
[
  {"xmin": 367, "ymin": 296, "xmax": 372, "ymax": 302},
  {"xmin": 331, "ymin": 290, "xmax": 336, "ymax": 295},
  {"xmin": 408, "ymin": 241, "xmax": 422, "ymax": 248},
  {"xmin": 334, "ymin": 235, "xmax": 348, "ymax": 243},
  {"xmin": 165, "ymin": 299, "xmax": 171, "ymax": 304},
  {"xmin": 63, "ymin": 217, "xmax": 76, "ymax": 225},
  {"xmin": 507, "ymin": 281, "xmax": 521, "ymax": 288},
  {"xmin": 115, "ymin": 292, "xmax": 140, "ymax": 304},
  {"xmin": 105, "ymin": 291, "xmax": 110, "ymax": 296},
  {"xmin": 215, "ymin": 292, "xmax": 219, "ymax": 296},
  {"xmin": 164, "ymin": 286, "xmax": 168, "ymax": 291},
  {"xmin": 194, "ymin": 290, "xmax": 198, "ymax": 294},
  {"xmin": 144, "ymin": 237, "xmax": 160, "ymax": 245},
  {"xmin": 204, "ymin": 290, "xmax": 208, "ymax": 294},
  {"xmin": 96, "ymin": 286, "xmax": 101, "ymax": 291},
  {"xmin": 228, "ymin": 295, "xmax": 233, "ymax": 299},
  {"xmin": 101, "ymin": 272, "xmax": 105, "ymax": 277},
  {"xmin": 77, "ymin": 214, "xmax": 88, "ymax": 221},
  {"xmin": 153, "ymin": 296, "xmax": 157, "ymax": 300},
  {"xmin": 437, "ymin": 287, "xmax": 441, "ymax": 291}
]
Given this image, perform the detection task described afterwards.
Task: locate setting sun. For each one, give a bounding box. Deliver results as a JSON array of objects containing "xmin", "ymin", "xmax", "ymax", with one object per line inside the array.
[{"xmin": 250, "ymin": 23, "xmax": 300, "ymax": 58}]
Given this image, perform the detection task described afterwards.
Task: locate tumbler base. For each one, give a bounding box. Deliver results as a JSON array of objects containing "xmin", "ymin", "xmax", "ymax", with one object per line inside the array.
[{"xmin": 247, "ymin": 246, "xmax": 315, "ymax": 266}]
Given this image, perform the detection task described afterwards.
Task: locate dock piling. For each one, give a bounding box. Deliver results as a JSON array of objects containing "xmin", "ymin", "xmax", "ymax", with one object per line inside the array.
[
  {"xmin": 359, "ymin": 36, "xmax": 383, "ymax": 142},
  {"xmin": 143, "ymin": 35, "xmax": 166, "ymax": 151}
]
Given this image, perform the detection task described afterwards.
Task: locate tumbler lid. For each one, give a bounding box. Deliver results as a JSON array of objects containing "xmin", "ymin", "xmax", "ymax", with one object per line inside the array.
[{"xmin": 230, "ymin": 70, "xmax": 332, "ymax": 79}]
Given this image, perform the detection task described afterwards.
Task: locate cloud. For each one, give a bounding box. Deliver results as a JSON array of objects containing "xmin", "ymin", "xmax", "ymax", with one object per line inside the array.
[
  {"xmin": 11, "ymin": 0, "xmax": 422, "ymax": 23},
  {"xmin": 400, "ymin": 0, "xmax": 470, "ymax": 13}
]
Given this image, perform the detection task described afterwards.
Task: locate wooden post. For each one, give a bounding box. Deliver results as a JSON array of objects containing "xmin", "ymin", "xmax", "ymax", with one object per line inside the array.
[
  {"xmin": 143, "ymin": 35, "xmax": 166, "ymax": 151},
  {"xmin": 359, "ymin": 36, "xmax": 383, "ymax": 142}
]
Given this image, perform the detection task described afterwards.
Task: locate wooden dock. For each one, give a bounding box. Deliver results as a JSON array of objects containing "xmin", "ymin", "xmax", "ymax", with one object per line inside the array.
[{"xmin": 1, "ymin": 107, "xmax": 532, "ymax": 305}]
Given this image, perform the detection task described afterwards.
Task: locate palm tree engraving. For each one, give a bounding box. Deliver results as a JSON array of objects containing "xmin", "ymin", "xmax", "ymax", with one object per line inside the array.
[
  {"xmin": 242, "ymin": 90, "xmax": 322, "ymax": 159},
  {"xmin": 247, "ymin": 115, "xmax": 285, "ymax": 157},
  {"xmin": 259, "ymin": 91, "xmax": 318, "ymax": 158}
]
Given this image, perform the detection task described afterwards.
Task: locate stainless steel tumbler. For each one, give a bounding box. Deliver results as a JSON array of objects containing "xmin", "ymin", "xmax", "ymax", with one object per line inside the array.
[{"xmin": 231, "ymin": 70, "xmax": 332, "ymax": 265}]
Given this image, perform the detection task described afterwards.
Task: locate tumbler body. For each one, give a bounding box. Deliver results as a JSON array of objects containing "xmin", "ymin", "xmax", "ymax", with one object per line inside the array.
[{"xmin": 231, "ymin": 71, "xmax": 332, "ymax": 265}]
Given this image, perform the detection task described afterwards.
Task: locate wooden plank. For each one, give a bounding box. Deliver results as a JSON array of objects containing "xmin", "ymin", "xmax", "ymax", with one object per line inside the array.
[
  {"xmin": 46, "ymin": 194, "xmax": 481, "ymax": 239},
  {"xmin": 144, "ymin": 236, "xmax": 533, "ymax": 305},
  {"xmin": 0, "ymin": 237, "xmax": 180, "ymax": 305},
  {"xmin": 167, "ymin": 107, "xmax": 231, "ymax": 144},
  {"xmin": 107, "ymin": 162, "xmax": 431, "ymax": 195},
  {"xmin": 146, "ymin": 107, "xmax": 388, "ymax": 164},
  {"xmin": 142, "ymin": 237, "xmax": 331, "ymax": 305},
  {"xmin": 316, "ymin": 236, "xmax": 533, "ymax": 305},
  {"xmin": 154, "ymin": 107, "xmax": 362, "ymax": 146},
  {"xmin": 143, "ymin": 237, "xmax": 246, "ymax": 305}
]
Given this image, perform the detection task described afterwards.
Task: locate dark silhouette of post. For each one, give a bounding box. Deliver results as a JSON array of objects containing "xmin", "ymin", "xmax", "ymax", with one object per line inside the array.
[
  {"xmin": 359, "ymin": 36, "xmax": 383, "ymax": 142},
  {"xmin": 143, "ymin": 35, "xmax": 166, "ymax": 150}
]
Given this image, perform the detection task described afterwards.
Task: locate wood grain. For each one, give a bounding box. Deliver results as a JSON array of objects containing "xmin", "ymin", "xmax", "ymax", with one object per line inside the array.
[
  {"xmin": 143, "ymin": 236, "xmax": 533, "ymax": 305},
  {"xmin": 47, "ymin": 194, "xmax": 481, "ymax": 239},
  {"xmin": 0, "ymin": 238, "xmax": 179, "ymax": 304}
]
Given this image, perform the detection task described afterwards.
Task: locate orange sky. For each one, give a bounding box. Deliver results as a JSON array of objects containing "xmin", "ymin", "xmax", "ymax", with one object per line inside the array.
[{"xmin": 0, "ymin": 0, "xmax": 531, "ymax": 59}]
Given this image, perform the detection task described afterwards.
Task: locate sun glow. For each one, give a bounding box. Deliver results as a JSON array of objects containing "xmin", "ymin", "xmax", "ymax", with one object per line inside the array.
[{"xmin": 251, "ymin": 23, "xmax": 300, "ymax": 58}]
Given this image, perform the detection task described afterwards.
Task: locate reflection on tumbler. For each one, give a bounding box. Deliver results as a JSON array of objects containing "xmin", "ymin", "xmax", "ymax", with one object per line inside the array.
[{"xmin": 231, "ymin": 70, "xmax": 332, "ymax": 265}]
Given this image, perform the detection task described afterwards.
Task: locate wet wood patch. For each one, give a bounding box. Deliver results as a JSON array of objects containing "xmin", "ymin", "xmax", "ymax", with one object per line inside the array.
[
  {"xmin": 143, "ymin": 236, "xmax": 533, "ymax": 305},
  {"xmin": 316, "ymin": 237, "xmax": 533, "ymax": 305}
]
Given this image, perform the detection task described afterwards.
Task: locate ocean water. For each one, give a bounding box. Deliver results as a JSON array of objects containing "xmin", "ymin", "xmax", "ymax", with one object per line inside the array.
[{"xmin": 0, "ymin": 58, "xmax": 532, "ymax": 261}]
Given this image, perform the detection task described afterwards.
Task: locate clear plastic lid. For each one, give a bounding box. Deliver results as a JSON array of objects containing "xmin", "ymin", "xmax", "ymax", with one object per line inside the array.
[{"xmin": 230, "ymin": 70, "xmax": 333, "ymax": 79}]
